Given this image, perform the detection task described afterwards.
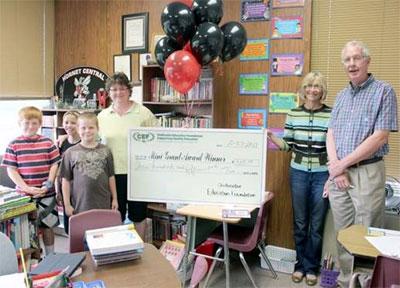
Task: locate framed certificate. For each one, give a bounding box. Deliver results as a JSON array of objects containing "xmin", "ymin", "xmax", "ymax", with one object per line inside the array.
[
  {"xmin": 113, "ymin": 54, "xmax": 132, "ymax": 81},
  {"xmin": 122, "ymin": 13, "xmax": 149, "ymax": 54}
]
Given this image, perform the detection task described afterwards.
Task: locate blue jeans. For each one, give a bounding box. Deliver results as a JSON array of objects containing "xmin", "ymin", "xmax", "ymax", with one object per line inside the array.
[{"xmin": 290, "ymin": 167, "xmax": 329, "ymax": 275}]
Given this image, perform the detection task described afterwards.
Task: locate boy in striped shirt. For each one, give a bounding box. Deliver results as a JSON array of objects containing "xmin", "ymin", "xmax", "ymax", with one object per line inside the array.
[{"xmin": 1, "ymin": 106, "xmax": 61, "ymax": 255}]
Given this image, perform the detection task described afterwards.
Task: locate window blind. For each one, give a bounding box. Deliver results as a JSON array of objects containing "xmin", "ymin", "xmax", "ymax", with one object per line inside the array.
[
  {"xmin": 0, "ymin": 0, "xmax": 54, "ymax": 99},
  {"xmin": 311, "ymin": 0, "xmax": 400, "ymax": 178}
]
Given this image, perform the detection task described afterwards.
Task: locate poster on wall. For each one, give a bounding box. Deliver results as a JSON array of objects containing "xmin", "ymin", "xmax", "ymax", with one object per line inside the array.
[
  {"xmin": 240, "ymin": 38, "xmax": 270, "ymax": 61},
  {"xmin": 268, "ymin": 128, "xmax": 284, "ymax": 150},
  {"xmin": 271, "ymin": 16, "xmax": 303, "ymax": 39},
  {"xmin": 55, "ymin": 66, "xmax": 109, "ymax": 105},
  {"xmin": 269, "ymin": 92, "xmax": 299, "ymax": 113},
  {"xmin": 270, "ymin": 53, "xmax": 303, "ymax": 76},
  {"xmin": 238, "ymin": 108, "xmax": 267, "ymax": 129},
  {"xmin": 272, "ymin": 0, "xmax": 305, "ymax": 8},
  {"xmin": 239, "ymin": 73, "xmax": 269, "ymax": 95},
  {"xmin": 241, "ymin": 0, "xmax": 271, "ymax": 22}
]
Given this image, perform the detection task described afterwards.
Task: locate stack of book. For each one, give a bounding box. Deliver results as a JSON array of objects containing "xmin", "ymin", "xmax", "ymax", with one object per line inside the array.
[
  {"xmin": 0, "ymin": 186, "xmax": 34, "ymax": 220},
  {"xmin": 85, "ymin": 224, "xmax": 144, "ymax": 266}
]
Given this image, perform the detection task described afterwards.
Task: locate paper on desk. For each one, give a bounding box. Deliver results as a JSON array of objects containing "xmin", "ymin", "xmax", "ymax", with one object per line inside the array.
[
  {"xmin": 0, "ymin": 273, "xmax": 26, "ymax": 288},
  {"xmin": 365, "ymin": 236, "xmax": 400, "ymax": 257}
]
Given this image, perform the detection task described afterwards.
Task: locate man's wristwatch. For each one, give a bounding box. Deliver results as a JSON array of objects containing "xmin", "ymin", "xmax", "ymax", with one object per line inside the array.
[{"xmin": 42, "ymin": 181, "xmax": 54, "ymax": 190}]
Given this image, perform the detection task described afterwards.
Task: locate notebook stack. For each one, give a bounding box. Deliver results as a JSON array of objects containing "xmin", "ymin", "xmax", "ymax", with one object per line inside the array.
[
  {"xmin": 0, "ymin": 186, "xmax": 33, "ymax": 220},
  {"xmin": 85, "ymin": 224, "xmax": 144, "ymax": 266}
]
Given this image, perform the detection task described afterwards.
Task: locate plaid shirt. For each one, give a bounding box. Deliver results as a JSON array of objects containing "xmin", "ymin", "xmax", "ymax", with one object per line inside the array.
[{"xmin": 329, "ymin": 74, "xmax": 398, "ymax": 159}]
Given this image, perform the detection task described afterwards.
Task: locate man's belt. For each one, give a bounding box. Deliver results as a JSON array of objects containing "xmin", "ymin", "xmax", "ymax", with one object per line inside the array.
[{"xmin": 349, "ymin": 157, "xmax": 383, "ymax": 168}]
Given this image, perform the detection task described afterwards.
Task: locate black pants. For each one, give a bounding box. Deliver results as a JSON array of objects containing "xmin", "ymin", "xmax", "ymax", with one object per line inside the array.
[{"xmin": 115, "ymin": 174, "xmax": 147, "ymax": 223}]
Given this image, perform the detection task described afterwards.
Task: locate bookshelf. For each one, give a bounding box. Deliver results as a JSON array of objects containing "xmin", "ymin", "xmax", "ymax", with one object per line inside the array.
[
  {"xmin": 147, "ymin": 203, "xmax": 186, "ymax": 248},
  {"xmin": 0, "ymin": 206, "xmax": 41, "ymax": 261},
  {"xmin": 41, "ymin": 108, "xmax": 101, "ymax": 141},
  {"xmin": 141, "ymin": 65, "xmax": 214, "ymax": 128}
]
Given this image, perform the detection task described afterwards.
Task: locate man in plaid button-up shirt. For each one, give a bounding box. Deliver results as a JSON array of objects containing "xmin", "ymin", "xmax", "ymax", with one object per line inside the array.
[{"xmin": 326, "ymin": 40, "xmax": 398, "ymax": 287}]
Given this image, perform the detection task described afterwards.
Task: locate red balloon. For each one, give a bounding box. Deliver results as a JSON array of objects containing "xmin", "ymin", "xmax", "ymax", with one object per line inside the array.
[
  {"xmin": 164, "ymin": 51, "xmax": 200, "ymax": 94},
  {"xmin": 169, "ymin": 0, "xmax": 193, "ymax": 8}
]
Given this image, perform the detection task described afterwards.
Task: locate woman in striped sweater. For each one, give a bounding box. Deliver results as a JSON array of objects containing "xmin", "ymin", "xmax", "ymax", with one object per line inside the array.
[{"xmin": 267, "ymin": 72, "xmax": 331, "ymax": 286}]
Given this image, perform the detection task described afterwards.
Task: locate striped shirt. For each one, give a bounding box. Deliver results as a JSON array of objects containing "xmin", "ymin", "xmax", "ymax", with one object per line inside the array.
[
  {"xmin": 329, "ymin": 74, "xmax": 398, "ymax": 159},
  {"xmin": 1, "ymin": 135, "xmax": 61, "ymax": 194},
  {"xmin": 282, "ymin": 104, "xmax": 332, "ymax": 172}
]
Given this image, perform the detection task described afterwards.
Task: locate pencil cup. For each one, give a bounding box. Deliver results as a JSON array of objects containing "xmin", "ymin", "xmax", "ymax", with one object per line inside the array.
[{"xmin": 320, "ymin": 268, "xmax": 340, "ymax": 287}]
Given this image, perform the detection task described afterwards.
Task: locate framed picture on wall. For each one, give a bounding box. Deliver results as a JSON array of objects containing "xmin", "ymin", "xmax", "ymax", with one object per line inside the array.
[
  {"xmin": 138, "ymin": 53, "xmax": 152, "ymax": 81},
  {"xmin": 113, "ymin": 54, "xmax": 132, "ymax": 81},
  {"xmin": 122, "ymin": 12, "xmax": 149, "ymax": 54}
]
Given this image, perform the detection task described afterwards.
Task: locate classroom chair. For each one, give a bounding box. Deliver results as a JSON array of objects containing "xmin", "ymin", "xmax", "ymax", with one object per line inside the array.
[
  {"xmin": 350, "ymin": 255, "xmax": 400, "ymax": 288},
  {"xmin": 68, "ymin": 209, "xmax": 122, "ymax": 253},
  {"xmin": 0, "ymin": 232, "xmax": 19, "ymax": 276},
  {"xmin": 204, "ymin": 192, "xmax": 277, "ymax": 288},
  {"xmin": 190, "ymin": 256, "xmax": 208, "ymax": 288}
]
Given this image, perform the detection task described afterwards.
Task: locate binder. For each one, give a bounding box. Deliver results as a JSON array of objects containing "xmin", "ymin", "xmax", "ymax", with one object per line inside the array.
[{"xmin": 29, "ymin": 252, "xmax": 86, "ymax": 278}]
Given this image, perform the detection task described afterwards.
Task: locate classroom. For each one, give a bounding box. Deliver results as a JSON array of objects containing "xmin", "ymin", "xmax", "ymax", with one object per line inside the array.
[{"xmin": 0, "ymin": 0, "xmax": 399, "ymax": 287}]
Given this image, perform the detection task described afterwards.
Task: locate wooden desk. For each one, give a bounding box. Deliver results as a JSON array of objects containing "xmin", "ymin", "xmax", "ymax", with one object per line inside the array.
[
  {"xmin": 75, "ymin": 243, "xmax": 180, "ymax": 288},
  {"xmin": 337, "ymin": 225, "xmax": 380, "ymax": 258},
  {"xmin": 177, "ymin": 204, "xmax": 258, "ymax": 288}
]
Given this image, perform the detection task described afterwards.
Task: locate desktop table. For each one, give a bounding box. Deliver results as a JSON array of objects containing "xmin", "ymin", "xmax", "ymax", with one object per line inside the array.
[
  {"xmin": 75, "ymin": 243, "xmax": 181, "ymax": 288},
  {"xmin": 177, "ymin": 204, "xmax": 258, "ymax": 288},
  {"xmin": 337, "ymin": 225, "xmax": 380, "ymax": 258}
]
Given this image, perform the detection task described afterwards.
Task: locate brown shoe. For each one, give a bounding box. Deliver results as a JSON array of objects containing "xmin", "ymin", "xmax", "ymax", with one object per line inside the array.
[
  {"xmin": 305, "ymin": 274, "xmax": 317, "ymax": 286},
  {"xmin": 292, "ymin": 271, "xmax": 304, "ymax": 283}
]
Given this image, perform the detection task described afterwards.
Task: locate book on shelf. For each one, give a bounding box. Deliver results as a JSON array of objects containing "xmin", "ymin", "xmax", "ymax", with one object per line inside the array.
[
  {"xmin": 41, "ymin": 127, "xmax": 56, "ymax": 141},
  {"xmin": 0, "ymin": 202, "xmax": 36, "ymax": 220},
  {"xmin": 42, "ymin": 115, "xmax": 56, "ymax": 127},
  {"xmin": 85, "ymin": 224, "xmax": 144, "ymax": 256},
  {"xmin": 159, "ymin": 240, "xmax": 185, "ymax": 270},
  {"xmin": 0, "ymin": 192, "xmax": 31, "ymax": 210},
  {"xmin": 150, "ymin": 75, "xmax": 213, "ymax": 103},
  {"xmin": 1, "ymin": 213, "xmax": 33, "ymax": 249},
  {"xmin": 0, "ymin": 185, "xmax": 16, "ymax": 194}
]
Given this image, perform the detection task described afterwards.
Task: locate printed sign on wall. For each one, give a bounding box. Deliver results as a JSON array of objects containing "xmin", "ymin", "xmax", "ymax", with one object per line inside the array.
[{"xmin": 55, "ymin": 66, "xmax": 109, "ymax": 104}]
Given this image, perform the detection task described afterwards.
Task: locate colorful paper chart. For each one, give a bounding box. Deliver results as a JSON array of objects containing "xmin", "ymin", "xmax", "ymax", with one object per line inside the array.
[
  {"xmin": 241, "ymin": 0, "xmax": 271, "ymax": 22},
  {"xmin": 239, "ymin": 73, "xmax": 269, "ymax": 95},
  {"xmin": 271, "ymin": 16, "xmax": 303, "ymax": 39},
  {"xmin": 269, "ymin": 92, "xmax": 299, "ymax": 113},
  {"xmin": 238, "ymin": 108, "xmax": 267, "ymax": 129},
  {"xmin": 240, "ymin": 38, "xmax": 269, "ymax": 61},
  {"xmin": 272, "ymin": 0, "xmax": 305, "ymax": 8},
  {"xmin": 270, "ymin": 53, "xmax": 303, "ymax": 76},
  {"xmin": 268, "ymin": 128, "xmax": 284, "ymax": 150}
]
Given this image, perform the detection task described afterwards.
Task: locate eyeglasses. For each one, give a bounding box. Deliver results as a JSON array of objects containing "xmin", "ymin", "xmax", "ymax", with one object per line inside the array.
[
  {"xmin": 342, "ymin": 54, "xmax": 365, "ymax": 64},
  {"xmin": 305, "ymin": 84, "xmax": 321, "ymax": 90},
  {"xmin": 109, "ymin": 87, "xmax": 128, "ymax": 93}
]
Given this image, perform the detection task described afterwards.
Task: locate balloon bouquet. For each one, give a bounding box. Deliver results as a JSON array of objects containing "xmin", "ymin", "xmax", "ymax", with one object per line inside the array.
[{"xmin": 155, "ymin": 0, "xmax": 248, "ymax": 102}]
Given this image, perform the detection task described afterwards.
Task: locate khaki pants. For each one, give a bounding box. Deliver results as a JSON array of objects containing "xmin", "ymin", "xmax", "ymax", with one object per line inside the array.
[{"xmin": 329, "ymin": 160, "xmax": 385, "ymax": 287}]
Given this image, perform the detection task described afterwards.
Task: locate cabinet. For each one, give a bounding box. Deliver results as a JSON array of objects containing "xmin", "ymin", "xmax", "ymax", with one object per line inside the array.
[
  {"xmin": 141, "ymin": 65, "xmax": 214, "ymax": 128},
  {"xmin": 41, "ymin": 108, "xmax": 100, "ymax": 141},
  {"xmin": 0, "ymin": 204, "xmax": 41, "ymax": 261},
  {"xmin": 147, "ymin": 203, "xmax": 186, "ymax": 248}
]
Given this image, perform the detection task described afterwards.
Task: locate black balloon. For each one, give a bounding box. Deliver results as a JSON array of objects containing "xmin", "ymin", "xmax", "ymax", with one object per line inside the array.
[
  {"xmin": 192, "ymin": 0, "xmax": 224, "ymax": 25},
  {"xmin": 219, "ymin": 22, "xmax": 247, "ymax": 62},
  {"xmin": 154, "ymin": 37, "xmax": 181, "ymax": 68},
  {"xmin": 190, "ymin": 22, "xmax": 224, "ymax": 66},
  {"xmin": 161, "ymin": 2, "xmax": 196, "ymax": 47}
]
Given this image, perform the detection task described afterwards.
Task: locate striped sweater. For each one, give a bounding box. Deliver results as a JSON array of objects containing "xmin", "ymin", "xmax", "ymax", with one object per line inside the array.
[{"xmin": 282, "ymin": 104, "xmax": 332, "ymax": 172}]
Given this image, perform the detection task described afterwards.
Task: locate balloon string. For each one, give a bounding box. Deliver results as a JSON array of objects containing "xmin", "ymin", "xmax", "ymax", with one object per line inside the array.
[{"xmin": 184, "ymin": 92, "xmax": 194, "ymax": 126}]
